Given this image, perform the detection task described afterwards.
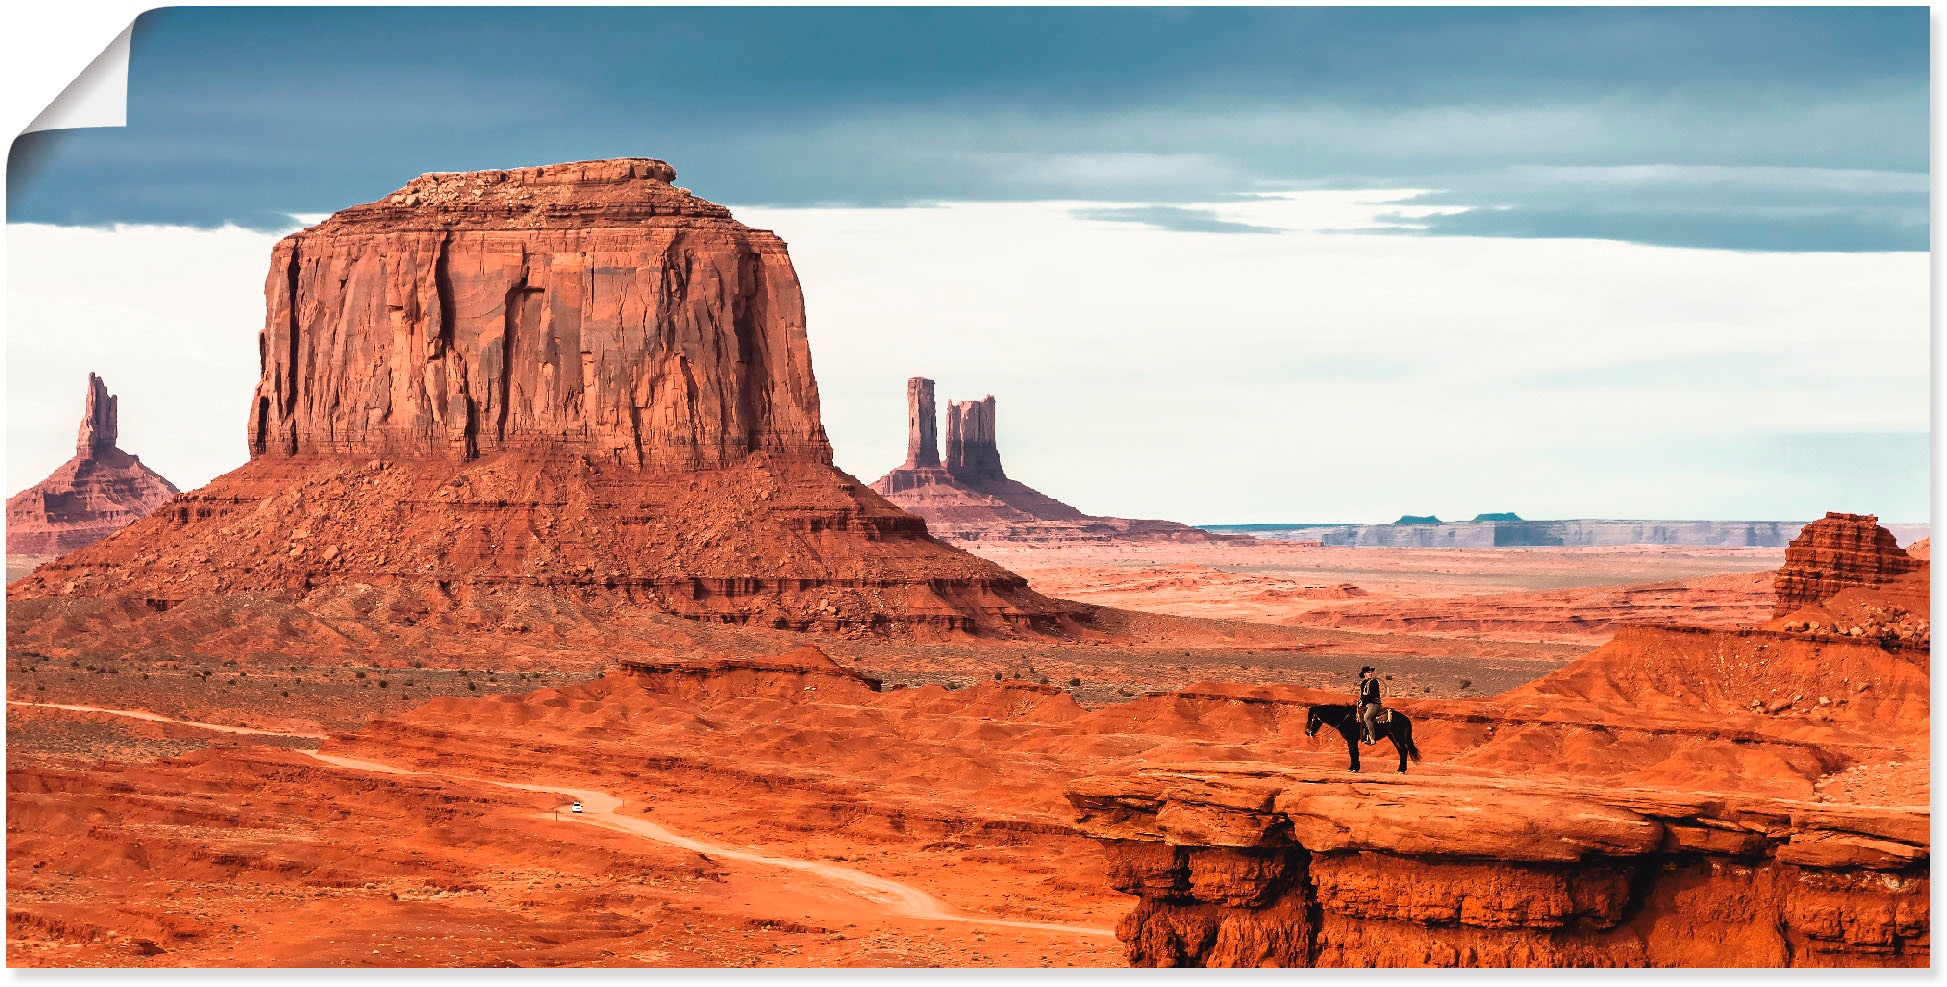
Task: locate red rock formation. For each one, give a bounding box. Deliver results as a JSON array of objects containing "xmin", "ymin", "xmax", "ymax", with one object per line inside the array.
[
  {"xmin": 870, "ymin": 380, "xmax": 1241, "ymax": 545},
  {"xmin": 1071, "ymin": 765, "xmax": 1927, "ymax": 967},
  {"xmin": 1059, "ymin": 561, "xmax": 1932, "ymax": 967},
  {"xmin": 10, "ymin": 161, "xmax": 1084, "ymax": 638},
  {"xmin": 246, "ymin": 159, "xmax": 828, "ymax": 468},
  {"xmin": 945, "ymin": 395, "xmax": 1004, "ymax": 484},
  {"xmin": 1773, "ymin": 513, "xmax": 1925, "ymax": 616},
  {"xmin": 6, "ymin": 374, "xmax": 180, "ymax": 557},
  {"xmin": 904, "ymin": 377, "xmax": 940, "ymax": 469}
]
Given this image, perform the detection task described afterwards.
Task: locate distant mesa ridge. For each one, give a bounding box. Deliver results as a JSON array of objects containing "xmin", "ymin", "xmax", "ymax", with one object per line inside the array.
[
  {"xmin": 1205, "ymin": 516, "xmax": 1929, "ymax": 549},
  {"xmin": 1472, "ymin": 512, "xmax": 1523, "ymax": 522},
  {"xmin": 870, "ymin": 376, "xmax": 1239, "ymax": 545},
  {"xmin": 1395, "ymin": 514, "xmax": 1442, "ymax": 525}
]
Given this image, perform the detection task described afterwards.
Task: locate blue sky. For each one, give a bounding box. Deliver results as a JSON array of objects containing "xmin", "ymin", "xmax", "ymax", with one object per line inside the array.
[
  {"xmin": 4, "ymin": 7, "xmax": 1931, "ymax": 523},
  {"xmin": 8, "ymin": 7, "xmax": 1929, "ymax": 251}
]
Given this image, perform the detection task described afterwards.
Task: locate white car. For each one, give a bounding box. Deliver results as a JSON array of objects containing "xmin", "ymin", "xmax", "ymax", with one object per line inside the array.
[{"xmin": 570, "ymin": 801, "xmax": 583, "ymax": 814}]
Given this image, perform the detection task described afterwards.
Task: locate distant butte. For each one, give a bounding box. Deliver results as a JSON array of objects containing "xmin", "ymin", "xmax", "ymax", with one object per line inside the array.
[
  {"xmin": 869, "ymin": 377, "xmax": 1242, "ymax": 545},
  {"xmin": 6, "ymin": 373, "xmax": 180, "ymax": 559}
]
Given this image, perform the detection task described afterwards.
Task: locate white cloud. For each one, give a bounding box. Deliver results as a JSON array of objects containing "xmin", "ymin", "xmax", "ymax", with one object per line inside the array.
[
  {"xmin": 7, "ymin": 222, "xmax": 288, "ymax": 495},
  {"xmin": 6, "ymin": 202, "xmax": 1928, "ymax": 522}
]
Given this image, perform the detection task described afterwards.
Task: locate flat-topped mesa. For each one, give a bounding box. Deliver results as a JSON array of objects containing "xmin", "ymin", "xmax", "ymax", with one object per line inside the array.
[
  {"xmin": 1774, "ymin": 512, "xmax": 1925, "ymax": 617},
  {"xmin": 247, "ymin": 157, "xmax": 831, "ymax": 468},
  {"xmin": 945, "ymin": 395, "xmax": 1005, "ymax": 484},
  {"xmin": 76, "ymin": 372, "xmax": 117, "ymax": 456}
]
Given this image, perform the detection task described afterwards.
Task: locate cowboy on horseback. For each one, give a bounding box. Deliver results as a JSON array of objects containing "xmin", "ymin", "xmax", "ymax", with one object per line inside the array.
[{"xmin": 1357, "ymin": 666, "xmax": 1383, "ymax": 745}]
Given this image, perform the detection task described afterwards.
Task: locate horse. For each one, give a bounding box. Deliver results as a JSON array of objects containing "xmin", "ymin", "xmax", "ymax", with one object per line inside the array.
[{"xmin": 1305, "ymin": 704, "xmax": 1421, "ymax": 773}]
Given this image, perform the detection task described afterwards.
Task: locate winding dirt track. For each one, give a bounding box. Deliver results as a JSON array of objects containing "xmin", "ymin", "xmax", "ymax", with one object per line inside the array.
[
  {"xmin": 8, "ymin": 699, "xmax": 1113, "ymax": 939},
  {"xmin": 7, "ymin": 700, "xmax": 327, "ymax": 739}
]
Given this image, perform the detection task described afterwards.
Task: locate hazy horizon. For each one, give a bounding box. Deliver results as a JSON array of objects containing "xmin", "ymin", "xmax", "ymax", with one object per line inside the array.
[{"xmin": 6, "ymin": 7, "xmax": 1928, "ymax": 524}]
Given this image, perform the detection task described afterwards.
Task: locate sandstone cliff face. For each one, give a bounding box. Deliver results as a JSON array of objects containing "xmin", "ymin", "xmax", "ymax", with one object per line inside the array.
[
  {"xmin": 904, "ymin": 377, "xmax": 939, "ymax": 469},
  {"xmin": 870, "ymin": 379, "xmax": 1239, "ymax": 545},
  {"xmin": 944, "ymin": 396, "xmax": 1004, "ymax": 484},
  {"xmin": 12, "ymin": 161, "xmax": 1084, "ymax": 638},
  {"xmin": 6, "ymin": 374, "xmax": 180, "ymax": 558},
  {"xmin": 1773, "ymin": 513, "xmax": 1924, "ymax": 617},
  {"xmin": 1071, "ymin": 765, "xmax": 1928, "ymax": 967},
  {"xmin": 247, "ymin": 159, "xmax": 830, "ymax": 468}
]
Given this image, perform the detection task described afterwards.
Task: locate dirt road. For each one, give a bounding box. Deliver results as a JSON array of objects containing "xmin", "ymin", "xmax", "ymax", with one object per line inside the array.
[{"xmin": 9, "ymin": 698, "xmax": 1113, "ymax": 940}]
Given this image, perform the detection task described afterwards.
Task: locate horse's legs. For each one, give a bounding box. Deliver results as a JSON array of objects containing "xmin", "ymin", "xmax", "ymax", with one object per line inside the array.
[
  {"xmin": 1393, "ymin": 727, "xmax": 1408, "ymax": 773},
  {"xmin": 1344, "ymin": 729, "xmax": 1361, "ymax": 772}
]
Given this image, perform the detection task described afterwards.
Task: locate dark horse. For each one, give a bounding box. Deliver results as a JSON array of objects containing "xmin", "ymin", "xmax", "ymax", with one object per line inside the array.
[{"xmin": 1305, "ymin": 704, "xmax": 1421, "ymax": 773}]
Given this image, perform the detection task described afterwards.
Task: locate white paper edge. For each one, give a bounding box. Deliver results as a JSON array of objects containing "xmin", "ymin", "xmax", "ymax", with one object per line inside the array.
[{"xmin": 22, "ymin": 22, "xmax": 133, "ymax": 135}]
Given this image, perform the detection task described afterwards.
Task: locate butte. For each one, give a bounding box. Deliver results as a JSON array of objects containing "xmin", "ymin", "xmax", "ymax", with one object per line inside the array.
[
  {"xmin": 7, "ymin": 374, "xmax": 180, "ymax": 572},
  {"xmin": 8, "ymin": 159, "xmax": 1084, "ymax": 658},
  {"xmin": 869, "ymin": 377, "xmax": 1241, "ymax": 544}
]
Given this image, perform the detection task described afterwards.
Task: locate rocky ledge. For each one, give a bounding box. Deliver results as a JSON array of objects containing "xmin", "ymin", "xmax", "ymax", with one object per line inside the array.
[{"xmin": 1067, "ymin": 763, "xmax": 1928, "ymax": 967}]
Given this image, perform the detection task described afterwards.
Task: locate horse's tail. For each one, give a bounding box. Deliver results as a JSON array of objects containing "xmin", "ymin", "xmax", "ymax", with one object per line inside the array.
[{"xmin": 1404, "ymin": 716, "xmax": 1423, "ymax": 763}]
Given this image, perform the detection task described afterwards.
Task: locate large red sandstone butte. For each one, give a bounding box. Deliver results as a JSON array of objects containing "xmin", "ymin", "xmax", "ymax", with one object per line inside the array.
[
  {"xmin": 6, "ymin": 374, "xmax": 180, "ymax": 557},
  {"xmin": 10, "ymin": 160, "xmax": 1080, "ymax": 638},
  {"xmin": 870, "ymin": 377, "xmax": 1238, "ymax": 545}
]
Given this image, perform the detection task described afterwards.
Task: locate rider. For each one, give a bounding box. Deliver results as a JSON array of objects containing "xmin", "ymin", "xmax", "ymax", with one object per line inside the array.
[{"xmin": 1357, "ymin": 666, "xmax": 1383, "ymax": 745}]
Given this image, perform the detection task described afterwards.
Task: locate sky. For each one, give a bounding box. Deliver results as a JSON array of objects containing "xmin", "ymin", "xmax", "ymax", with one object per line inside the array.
[{"xmin": 4, "ymin": 7, "xmax": 1931, "ymax": 523}]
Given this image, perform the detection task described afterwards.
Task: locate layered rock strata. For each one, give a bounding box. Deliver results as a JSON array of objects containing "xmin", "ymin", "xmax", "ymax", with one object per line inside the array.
[
  {"xmin": 246, "ymin": 159, "xmax": 828, "ymax": 468},
  {"xmin": 870, "ymin": 379, "xmax": 1240, "ymax": 544},
  {"xmin": 1070, "ymin": 764, "xmax": 1928, "ymax": 967},
  {"xmin": 1773, "ymin": 513, "xmax": 1925, "ymax": 617},
  {"xmin": 6, "ymin": 374, "xmax": 180, "ymax": 557},
  {"xmin": 11, "ymin": 161, "xmax": 1083, "ymax": 637}
]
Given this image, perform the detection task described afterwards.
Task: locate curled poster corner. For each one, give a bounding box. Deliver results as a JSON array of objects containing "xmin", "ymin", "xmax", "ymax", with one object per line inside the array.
[{"xmin": 22, "ymin": 23, "xmax": 133, "ymax": 135}]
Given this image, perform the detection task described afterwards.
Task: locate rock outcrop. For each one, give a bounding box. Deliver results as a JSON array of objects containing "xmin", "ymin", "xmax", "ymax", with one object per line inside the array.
[
  {"xmin": 1061, "ymin": 526, "xmax": 1930, "ymax": 967},
  {"xmin": 1773, "ymin": 513, "xmax": 1925, "ymax": 617},
  {"xmin": 10, "ymin": 161, "xmax": 1084, "ymax": 639},
  {"xmin": 1070, "ymin": 764, "xmax": 1927, "ymax": 967},
  {"xmin": 6, "ymin": 374, "xmax": 180, "ymax": 557},
  {"xmin": 869, "ymin": 378, "xmax": 1242, "ymax": 545},
  {"xmin": 904, "ymin": 377, "xmax": 940, "ymax": 469},
  {"xmin": 246, "ymin": 159, "xmax": 827, "ymax": 468},
  {"xmin": 944, "ymin": 396, "xmax": 1004, "ymax": 484}
]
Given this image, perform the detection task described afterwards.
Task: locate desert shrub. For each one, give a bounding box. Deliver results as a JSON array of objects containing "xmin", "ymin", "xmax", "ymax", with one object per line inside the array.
[
  {"xmin": 994, "ymin": 672, "xmax": 1004, "ymax": 680},
  {"xmin": 355, "ymin": 671, "xmax": 367, "ymax": 679},
  {"xmin": 1068, "ymin": 677, "xmax": 1082, "ymax": 687},
  {"xmin": 1038, "ymin": 676, "xmax": 1050, "ymax": 685},
  {"xmin": 378, "ymin": 680, "xmax": 389, "ymax": 689},
  {"xmin": 1459, "ymin": 678, "xmax": 1473, "ymax": 690},
  {"xmin": 467, "ymin": 681, "xmax": 477, "ymax": 691}
]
